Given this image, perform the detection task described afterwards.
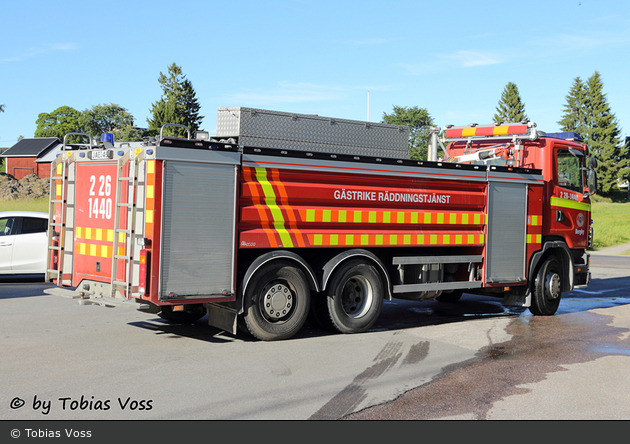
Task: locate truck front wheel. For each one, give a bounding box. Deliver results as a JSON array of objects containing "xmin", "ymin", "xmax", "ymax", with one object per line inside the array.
[
  {"xmin": 530, "ymin": 256, "xmax": 562, "ymax": 316},
  {"xmin": 326, "ymin": 260, "xmax": 384, "ymax": 334},
  {"xmin": 243, "ymin": 261, "xmax": 310, "ymax": 341}
]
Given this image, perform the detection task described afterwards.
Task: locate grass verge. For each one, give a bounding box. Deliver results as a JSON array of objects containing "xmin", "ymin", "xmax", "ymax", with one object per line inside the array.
[{"xmin": 0, "ymin": 197, "xmax": 49, "ymax": 213}]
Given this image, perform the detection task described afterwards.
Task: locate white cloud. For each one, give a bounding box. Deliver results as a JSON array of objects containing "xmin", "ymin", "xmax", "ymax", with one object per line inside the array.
[
  {"xmin": 399, "ymin": 49, "xmax": 503, "ymax": 75},
  {"xmin": 1, "ymin": 43, "xmax": 78, "ymax": 63},
  {"xmin": 441, "ymin": 50, "xmax": 503, "ymax": 67}
]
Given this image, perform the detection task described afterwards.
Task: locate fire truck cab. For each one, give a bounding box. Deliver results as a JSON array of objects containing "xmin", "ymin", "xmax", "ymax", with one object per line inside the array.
[
  {"xmin": 441, "ymin": 122, "xmax": 595, "ymax": 310},
  {"xmin": 45, "ymin": 110, "xmax": 596, "ymax": 341}
]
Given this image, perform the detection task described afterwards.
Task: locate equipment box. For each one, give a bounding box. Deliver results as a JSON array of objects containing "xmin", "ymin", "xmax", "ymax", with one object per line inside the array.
[{"xmin": 216, "ymin": 106, "xmax": 410, "ymax": 159}]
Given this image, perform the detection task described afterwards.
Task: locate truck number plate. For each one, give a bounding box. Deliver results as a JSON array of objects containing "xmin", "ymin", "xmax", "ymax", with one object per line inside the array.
[{"xmin": 91, "ymin": 150, "xmax": 110, "ymax": 160}]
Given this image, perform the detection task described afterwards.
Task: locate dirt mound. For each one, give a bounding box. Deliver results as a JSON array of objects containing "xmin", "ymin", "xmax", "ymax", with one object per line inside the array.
[{"xmin": 0, "ymin": 172, "xmax": 50, "ymax": 200}]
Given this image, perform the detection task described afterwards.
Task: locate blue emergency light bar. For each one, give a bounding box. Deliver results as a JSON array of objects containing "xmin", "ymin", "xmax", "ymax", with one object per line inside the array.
[
  {"xmin": 101, "ymin": 132, "xmax": 115, "ymax": 145},
  {"xmin": 543, "ymin": 132, "xmax": 583, "ymax": 142}
]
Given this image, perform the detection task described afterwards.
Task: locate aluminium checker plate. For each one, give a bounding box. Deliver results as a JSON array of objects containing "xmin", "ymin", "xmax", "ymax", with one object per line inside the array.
[{"xmin": 216, "ymin": 106, "xmax": 410, "ymax": 159}]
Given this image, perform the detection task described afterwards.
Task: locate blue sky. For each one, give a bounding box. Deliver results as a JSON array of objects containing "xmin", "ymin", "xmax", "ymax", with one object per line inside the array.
[{"xmin": 1, "ymin": 0, "xmax": 629, "ymax": 147}]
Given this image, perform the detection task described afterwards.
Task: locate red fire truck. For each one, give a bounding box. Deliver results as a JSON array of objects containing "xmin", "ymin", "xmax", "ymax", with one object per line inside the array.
[{"xmin": 45, "ymin": 108, "xmax": 597, "ymax": 341}]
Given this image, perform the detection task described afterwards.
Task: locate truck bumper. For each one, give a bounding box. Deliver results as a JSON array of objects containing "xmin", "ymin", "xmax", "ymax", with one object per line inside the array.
[{"xmin": 573, "ymin": 252, "xmax": 591, "ymax": 287}]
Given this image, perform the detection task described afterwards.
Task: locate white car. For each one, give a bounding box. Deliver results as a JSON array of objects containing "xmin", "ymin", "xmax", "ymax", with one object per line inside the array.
[{"xmin": 0, "ymin": 211, "xmax": 49, "ymax": 275}]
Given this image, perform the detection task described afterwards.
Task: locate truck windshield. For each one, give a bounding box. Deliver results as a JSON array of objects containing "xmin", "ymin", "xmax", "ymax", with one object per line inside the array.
[{"xmin": 557, "ymin": 149, "xmax": 584, "ymax": 193}]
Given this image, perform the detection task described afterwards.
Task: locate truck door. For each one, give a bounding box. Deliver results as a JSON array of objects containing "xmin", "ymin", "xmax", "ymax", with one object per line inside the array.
[{"xmin": 552, "ymin": 146, "xmax": 590, "ymax": 249}]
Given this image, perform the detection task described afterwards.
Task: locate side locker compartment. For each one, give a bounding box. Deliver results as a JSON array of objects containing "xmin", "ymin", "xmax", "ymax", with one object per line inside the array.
[
  {"xmin": 485, "ymin": 169, "xmax": 528, "ymax": 284},
  {"xmin": 156, "ymin": 148, "xmax": 240, "ymax": 300}
]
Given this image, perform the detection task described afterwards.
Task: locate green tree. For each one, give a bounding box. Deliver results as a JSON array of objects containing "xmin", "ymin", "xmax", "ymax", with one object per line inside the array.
[
  {"xmin": 585, "ymin": 72, "xmax": 628, "ymax": 195},
  {"xmin": 558, "ymin": 77, "xmax": 588, "ymax": 137},
  {"xmin": 147, "ymin": 63, "xmax": 204, "ymax": 137},
  {"xmin": 559, "ymin": 71, "xmax": 628, "ymax": 195},
  {"xmin": 34, "ymin": 106, "xmax": 83, "ymax": 141},
  {"xmin": 80, "ymin": 103, "xmax": 143, "ymax": 142},
  {"xmin": 382, "ymin": 105, "xmax": 439, "ymax": 160},
  {"xmin": 493, "ymin": 82, "xmax": 527, "ymax": 124}
]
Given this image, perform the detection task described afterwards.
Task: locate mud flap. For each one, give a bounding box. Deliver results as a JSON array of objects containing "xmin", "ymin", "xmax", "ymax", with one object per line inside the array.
[
  {"xmin": 206, "ymin": 302, "xmax": 238, "ymax": 335},
  {"xmin": 503, "ymin": 290, "xmax": 532, "ymax": 307}
]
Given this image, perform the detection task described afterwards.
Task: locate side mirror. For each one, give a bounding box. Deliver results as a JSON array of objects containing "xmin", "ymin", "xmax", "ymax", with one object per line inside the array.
[
  {"xmin": 589, "ymin": 157, "xmax": 598, "ymax": 169},
  {"xmin": 587, "ymin": 168, "xmax": 598, "ymax": 196}
]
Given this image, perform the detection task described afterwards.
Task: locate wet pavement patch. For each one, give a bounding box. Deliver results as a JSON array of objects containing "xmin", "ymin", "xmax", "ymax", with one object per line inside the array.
[{"xmin": 343, "ymin": 309, "xmax": 630, "ymax": 420}]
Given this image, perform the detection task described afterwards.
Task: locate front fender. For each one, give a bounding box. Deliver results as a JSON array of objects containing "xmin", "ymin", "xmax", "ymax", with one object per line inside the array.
[{"xmin": 529, "ymin": 241, "xmax": 574, "ymax": 292}]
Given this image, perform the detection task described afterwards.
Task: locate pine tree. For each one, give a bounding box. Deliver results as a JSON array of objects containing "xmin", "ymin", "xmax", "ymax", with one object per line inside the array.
[
  {"xmin": 584, "ymin": 71, "xmax": 628, "ymax": 195},
  {"xmin": 558, "ymin": 77, "xmax": 588, "ymax": 137},
  {"xmin": 147, "ymin": 63, "xmax": 204, "ymax": 137},
  {"xmin": 558, "ymin": 72, "xmax": 627, "ymax": 195},
  {"xmin": 493, "ymin": 82, "xmax": 527, "ymax": 124}
]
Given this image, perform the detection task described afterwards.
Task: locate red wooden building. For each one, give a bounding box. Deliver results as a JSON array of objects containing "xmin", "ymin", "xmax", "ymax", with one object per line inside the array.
[{"xmin": 2, "ymin": 138, "xmax": 61, "ymax": 179}]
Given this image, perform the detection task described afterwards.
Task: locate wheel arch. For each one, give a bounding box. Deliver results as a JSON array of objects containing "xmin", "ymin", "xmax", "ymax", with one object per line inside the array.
[
  {"xmin": 529, "ymin": 240, "xmax": 574, "ymax": 293},
  {"xmin": 320, "ymin": 249, "xmax": 392, "ymax": 301},
  {"xmin": 240, "ymin": 250, "xmax": 319, "ymax": 313}
]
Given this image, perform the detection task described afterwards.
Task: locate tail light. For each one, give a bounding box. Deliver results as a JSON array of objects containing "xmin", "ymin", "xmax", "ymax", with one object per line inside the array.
[{"xmin": 139, "ymin": 248, "xmax": 149, "ymax": 296}]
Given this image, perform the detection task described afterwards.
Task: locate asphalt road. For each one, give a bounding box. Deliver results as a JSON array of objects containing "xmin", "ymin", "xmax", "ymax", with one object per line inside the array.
[
  {"xmin": 0, "ymin": 247, "xmax": 629, "ymax": 422},
  {"xmin": 346, "ymin": 247, "xmax": 630, "ymax": 420}
]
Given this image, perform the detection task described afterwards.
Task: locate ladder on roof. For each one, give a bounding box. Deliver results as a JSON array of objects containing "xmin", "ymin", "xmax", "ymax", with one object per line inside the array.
[{"xmin": 110, "ymin": 148, "xmax": 144, "ymax": 298}]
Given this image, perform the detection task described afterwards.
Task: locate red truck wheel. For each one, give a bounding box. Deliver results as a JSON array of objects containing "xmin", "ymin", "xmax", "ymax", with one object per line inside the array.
[
  {"xmin": 243, "ymin": 261, "xmax": 310, "ymax": 341},
  {"xmin": 530, "ymin": 256, "xmax": 562, "ymax": 316}
]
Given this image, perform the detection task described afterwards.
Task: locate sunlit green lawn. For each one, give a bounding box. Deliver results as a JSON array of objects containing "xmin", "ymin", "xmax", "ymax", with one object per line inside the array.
[{"xmin": 0, "ymin": 197, "xmax": 49, "ymax": 213}]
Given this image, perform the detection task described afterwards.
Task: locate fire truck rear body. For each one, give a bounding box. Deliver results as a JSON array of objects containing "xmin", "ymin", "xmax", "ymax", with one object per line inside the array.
[{"xmin": 46, "ymin": 109, "xmax": 595, "ymax": 341}]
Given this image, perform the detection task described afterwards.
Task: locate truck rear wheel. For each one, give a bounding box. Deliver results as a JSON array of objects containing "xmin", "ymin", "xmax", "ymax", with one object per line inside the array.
[
  {"xmin": 326, "ymin": 260, "xmax": 383, "ymax": 334},
  {"xmin": 530, "ymin": 256, "xmax": 562, "ymax": 316},
  {"xmin": 243, "ymin": 261, "xmax": 310, "ymax": 341}
]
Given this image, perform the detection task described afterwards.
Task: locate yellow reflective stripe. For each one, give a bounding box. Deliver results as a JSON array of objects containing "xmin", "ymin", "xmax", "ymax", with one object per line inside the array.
[
  {"xmin": 306, "ymin": 232, "xmax": 486, "ymax": 247},
  {"xmin": 256, "ymin": 168, "xmax": 293, "ymax": 248},
  {"xmin": 298, "ymin": 209, "xmax": 485, "ymax": 225},
  {"xmin": 551, "ymin": 197, "xmax": 591, "ymax": 212},
  {"xmin": 461, "ymin": 128, "xmax": 476, "ymax": 137},
  {"xmin": 75, "ymin": 227, "xmax": 117, "ymax": 241},
  {"xmin": 528, "ymin": 215, "xmax": 542, "ymax": 226},
  {"xmin": 76, "ymin": 243, "xmax": 114, "ymax": 258},
  {"xmin": 527, "ymin": 234, "xmax": 542, "ymax": 244}
]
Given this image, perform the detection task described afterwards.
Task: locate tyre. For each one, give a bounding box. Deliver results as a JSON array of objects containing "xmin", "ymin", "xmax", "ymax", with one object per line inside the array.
[
  {"xmin": 243, "ymin": 261, "xmax": 310, "ymax": 341},
  {"xmin": 326, "ymin": 260, "xmax": 384, "ymax": 334},
  {"xmin": 436, "ymin": 290, "xmax": 463, "ymax": 303},
  {"xmin": 530, "ymin": 256, "xmax": 562, "ymax": 316},
  {"xmin": 158, "ymin": 304, "xmax": 206, "ymax": 324}
]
